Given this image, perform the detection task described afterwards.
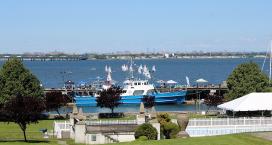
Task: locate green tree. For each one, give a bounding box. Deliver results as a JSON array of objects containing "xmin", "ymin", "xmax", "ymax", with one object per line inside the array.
[
  {"xmin": 3, "ymin": 94, "xmax": 45, "ymax": 142},
  {"xmin": 0, "ymin": 58, "xmax": 45, "ymax": 142},
  {"xmin": 134, "ymin": 123, "xmax": 158, "ymax": 140},
  {"xmin": 204, "ymin": 94, "xmax": 224, "ymax": 112},
  {"xmin": 226, "ymin": 62, "xmax": 269, "ymax": 100},
  {"xmin": 45, "ymin": 91, "xmax": 70, "ymax": 116},
  {"xmin": 142, "ymin": 95, "xmax": 155, "ymax": 112},
  {"xmin": 0, "ymin": 58, "xmax": 44, "ymax": 105},
  {"xmin": 96, "ymin": 86, "xmax": 123, "ymax": 114}
]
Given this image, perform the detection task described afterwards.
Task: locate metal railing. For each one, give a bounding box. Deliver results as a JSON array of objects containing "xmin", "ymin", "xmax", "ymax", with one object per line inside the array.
[{"xmin": 186, "ymin": 117, "xmax": 272, "ymax": 137}]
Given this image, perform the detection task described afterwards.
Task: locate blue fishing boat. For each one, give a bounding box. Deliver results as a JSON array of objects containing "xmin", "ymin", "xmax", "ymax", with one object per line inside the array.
[
  {"xmin": 74, "ymin": 79, "xmax": 187, "ymax": 106},
  {"xmin": 74, "ymin": 58, "xmax": 187, "ymax": 106}
]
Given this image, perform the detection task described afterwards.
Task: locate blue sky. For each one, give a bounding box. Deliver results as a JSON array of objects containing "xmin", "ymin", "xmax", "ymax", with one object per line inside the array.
[{"xmin": 0, "ymin": 0, "xmax": 272, "ymax": 53}]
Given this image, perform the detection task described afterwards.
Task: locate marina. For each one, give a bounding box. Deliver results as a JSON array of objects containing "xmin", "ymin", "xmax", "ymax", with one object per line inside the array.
[{"xmin": 0, "ymin": 58, "xmax": 257, "ymax": 112}]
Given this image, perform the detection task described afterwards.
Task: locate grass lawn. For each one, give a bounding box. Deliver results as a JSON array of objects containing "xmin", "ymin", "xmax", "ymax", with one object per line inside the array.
[
  {"xmin": 0, "ymin": 120, "xmax": 69, "ymax": 145},
  {"xmin": 1, "ymin": 120, "xmax": 272, "ymax": 145},
  {"xmin": 109, "ymin": 134, "xmax": 272, "ymax": 145},
  {"xmin": 188, "ymin": 112, "xmax": 218, "ymax": 119}
]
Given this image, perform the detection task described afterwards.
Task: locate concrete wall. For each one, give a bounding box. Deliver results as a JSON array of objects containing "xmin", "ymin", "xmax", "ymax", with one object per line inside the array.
[
  {"xmin": 85, "ymin": 133, "xmax": 135, "ymax": 144},
  {"xmin": 151, "ymin": 123, "xmax": 161, "ymax": 140},
  {"xmin": 86, "ymin": 133, "xmax": 107, "ymax": 144},
  {"xmin": 74, "ymin": 123, "xmax": 86, "ymax": 143},
  {"xmin": 108, "ymin": 134, "xmax": 135, "ymax": 142}
]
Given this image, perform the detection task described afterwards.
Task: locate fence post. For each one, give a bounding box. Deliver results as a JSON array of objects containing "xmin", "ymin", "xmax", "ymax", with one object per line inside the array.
[
  {"xmin": 244, "ymin": 117, "xmax": 245, "ymax": 126},
  {"xmin": 194, "ymin": 118, "xmax": 196, "ymax": 126},
  {"xmin": 53, "ymin": 121, "xmax": 55, "ymax": 138},
  {"xmin": 210, "ymin": 118, "xmax": 213, "ymax": 126}
]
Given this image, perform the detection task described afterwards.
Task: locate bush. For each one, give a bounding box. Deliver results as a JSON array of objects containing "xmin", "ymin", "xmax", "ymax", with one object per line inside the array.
[
  {"xmin": 162, "ymin": 122, "xmax": 180, "ymax": 139},
  {"xmin": 157, "ymin": 113, "xmax": 180, "ymax": 139},
  {"xmin": 135, "ymin": 123, "xmax": 157, "ymax": 140},
  {"xmin": 157, "ymin": 113, "xmax": 171, "ymax": 124}
]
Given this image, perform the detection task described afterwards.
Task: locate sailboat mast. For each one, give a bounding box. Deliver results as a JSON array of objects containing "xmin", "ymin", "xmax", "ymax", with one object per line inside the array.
[{"xmin": 130, "ymin": 57, "xmax": 134, "ymax": 79}]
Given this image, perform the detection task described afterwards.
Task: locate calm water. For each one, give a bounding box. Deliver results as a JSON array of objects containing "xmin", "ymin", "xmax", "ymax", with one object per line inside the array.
[
  {"xmin": 0, "ymin": 58, "xmax": 266, "ymax": 88},
  {"xmin": 0, "ymin": 58, "xmax": 267, "ymax": 113}
]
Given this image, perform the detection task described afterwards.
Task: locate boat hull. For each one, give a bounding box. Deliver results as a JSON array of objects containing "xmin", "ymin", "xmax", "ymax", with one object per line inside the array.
[{"xmin": 74, "ymin": 90, "xmax": 187, "ymax": 106}]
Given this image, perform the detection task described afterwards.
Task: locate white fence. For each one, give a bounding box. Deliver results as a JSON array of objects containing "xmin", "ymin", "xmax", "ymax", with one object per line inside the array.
[
  {"xmin": 54, "ymin": 121, "xmax": 71, "ymax": 138},
  {"xmin": 186, "ymin": 117, "xmax": 272, "ymax": 137},
  {"xmin": 85, "ymin": 120, "xmax": 137, "ymax": 125}
]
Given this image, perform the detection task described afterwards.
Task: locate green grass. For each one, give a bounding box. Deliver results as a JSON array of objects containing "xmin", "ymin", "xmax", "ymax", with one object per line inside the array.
[
  {"xmin": 188, "ymin": 112, "xmax": 218, "ymax": 119},
  {"xmin": 106, "ymin": 134, "xmax": 272, "ymax": 145},
  {"xmin": 0, "ymin": 120, "xmax": 272, "ymax": 145},
  {"xmin": 0, "ymin": 120, "xmax": 56, "ymax": 140}
]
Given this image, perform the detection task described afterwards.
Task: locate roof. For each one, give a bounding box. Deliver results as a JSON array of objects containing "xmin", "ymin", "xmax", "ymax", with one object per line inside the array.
[
  {"xmin": 166, "ymin": 80, "xmax": 177, "ymax": 84},
  {"xmin": 86, "ymin": 124, "xmax": 138, "ymax": 133},
  {"xmin": 218, "ymin": 92, "xmax": 272, "ymax": 111},
  {"xmin": 195, "ymin": 78, "xmax": 208, "ymax": 83}
]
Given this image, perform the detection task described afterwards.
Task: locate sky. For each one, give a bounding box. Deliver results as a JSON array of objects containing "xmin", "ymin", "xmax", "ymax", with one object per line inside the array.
[{"xmin": 0, "ymin": 0, "xmax": 272, "ymax": 54}]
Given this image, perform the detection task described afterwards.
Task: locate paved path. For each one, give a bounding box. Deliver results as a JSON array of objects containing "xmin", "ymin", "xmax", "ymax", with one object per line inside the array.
[
  {"xmin": 58, "ymin": 140, "xmax": 67, "ymax": 145},
  {"xmin": 251, "ymin": 132, "xmax": 272, "ymax": 141}
]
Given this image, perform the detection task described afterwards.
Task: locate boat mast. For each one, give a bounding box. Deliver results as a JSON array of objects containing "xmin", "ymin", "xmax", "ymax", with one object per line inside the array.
[{"xmin": 130, "ymin": 57, "xmax": 134, "ymax": 79}]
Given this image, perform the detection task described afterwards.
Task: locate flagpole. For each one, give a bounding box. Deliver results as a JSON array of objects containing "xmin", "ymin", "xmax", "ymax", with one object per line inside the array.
[{"xmin": 269, "ymin": 40, "xmax": 272, "ymax": 84}]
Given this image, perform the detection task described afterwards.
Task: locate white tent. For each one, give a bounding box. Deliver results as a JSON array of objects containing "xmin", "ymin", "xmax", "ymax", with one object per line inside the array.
[
  {"xmin": 156, "ymin": 80, "xmax": 165, "ymax": 84},
  {"xmin": 195, "ymin": 78, "xmax": 208, "ymax": 83},
  {"xmin": 166, "ymin": 80, "xmax": 177, "ymax": 84},
  {"xmin": 218, "ymin": 92, "xmax": 272, "ymax": 111}
]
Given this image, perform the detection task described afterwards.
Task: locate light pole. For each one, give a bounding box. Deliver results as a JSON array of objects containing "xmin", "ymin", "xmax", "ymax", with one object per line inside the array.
[{"xmin": 195, "ymin": 78, "xmax": 208, "ymax": 114}]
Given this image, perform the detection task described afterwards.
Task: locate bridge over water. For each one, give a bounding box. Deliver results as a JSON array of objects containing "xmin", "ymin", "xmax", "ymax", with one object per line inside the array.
[{"xmin": 0, "ymin": 54, "xmax": 88, "ymax": 61}]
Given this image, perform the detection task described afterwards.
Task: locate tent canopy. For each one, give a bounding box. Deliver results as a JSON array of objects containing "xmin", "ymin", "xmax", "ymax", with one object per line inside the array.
[
  {"xmin": 156, "ymin": 80, "xmax": 165, "ymax": 84},
  {"xmin": 195, "ymin": 78, "xmax": 208, "ymax": 83},
  {"xmin": 218, "ymin": 92, "xmax": 272, "ymax": 112},
  {"xmin": 166, "ymin": 80, "xmax": 177, "ymax": 84}
]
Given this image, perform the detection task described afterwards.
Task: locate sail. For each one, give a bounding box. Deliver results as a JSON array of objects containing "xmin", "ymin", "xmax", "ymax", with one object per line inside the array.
[
  {"xmin": 186, "ymin": 76, "xmax": 190, "ymax": 87},
  {"xmin": 138, "ymin": 64, "xmax": 143, "ymax": 74},
  {"xmin": 145, "ymin": 71, "xmax": 151, "ymax": 79},
  {"xmin": 143, "ymin": 65, "xmax": 148, "ymax": 74},
  {"xmin": 106, "ymin": 71, "xmax": 112, "ymax": 81},
  {"xmin": 108, "ymin": 66, "xmax": 112, "ymax": 73},
  {"xmin": 122, "ymin": 64, "xmax": 128, "ymax": 71},
  {"xmin": 129, "ymin": 64, "xmax": 133, "ymax": 72},
  {"xmin": 105, "ymin": 65, "xmax": 108, "ymax": 72},
  {"xmin": 152, "ymin": 65, "xmax": 156, "ymax": 72}
]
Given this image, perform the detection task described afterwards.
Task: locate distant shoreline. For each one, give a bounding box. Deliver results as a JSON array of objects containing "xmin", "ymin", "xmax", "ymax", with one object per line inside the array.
[{"xmin": 0, "ymin": 56, "xmax": 266, "ymax": 61}]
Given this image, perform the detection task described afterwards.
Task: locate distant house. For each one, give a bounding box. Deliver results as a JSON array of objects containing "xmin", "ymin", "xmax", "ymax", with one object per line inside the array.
[{"xmin": 54, "ymin": 113, "xmax": 160, "ymax": 144}]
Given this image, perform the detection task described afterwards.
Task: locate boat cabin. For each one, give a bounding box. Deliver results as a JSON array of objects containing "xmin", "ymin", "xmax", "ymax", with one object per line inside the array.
[{"xmin": 121, "ymin": 80, "xmax": 155, "ymax": 96}]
